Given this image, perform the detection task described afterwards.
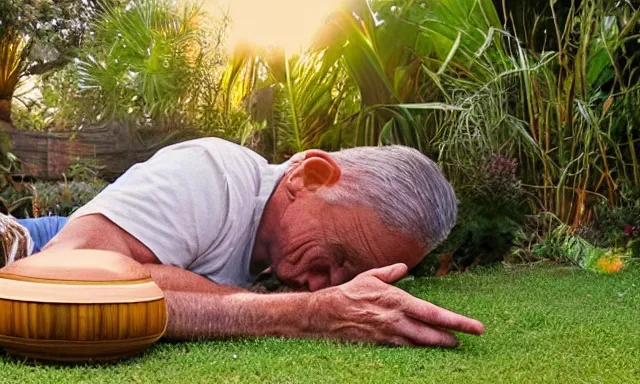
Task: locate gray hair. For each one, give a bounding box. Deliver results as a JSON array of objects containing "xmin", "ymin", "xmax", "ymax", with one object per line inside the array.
[{"xmin": 321, "ymin": 145, "xmax": 457, "ymax": 254}]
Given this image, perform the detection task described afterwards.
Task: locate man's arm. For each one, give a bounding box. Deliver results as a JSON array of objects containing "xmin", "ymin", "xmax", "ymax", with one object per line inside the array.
[
  {"xmin": 141, "ymin": 264, "xmax": 313, "ymax": 340},
  {"xmin": 45, "ymin": 214, "xmax": 485, "ymax": 347},
  {"xmin": 149, "ymin": 263, "xmax": 484, "ymax": 347}
]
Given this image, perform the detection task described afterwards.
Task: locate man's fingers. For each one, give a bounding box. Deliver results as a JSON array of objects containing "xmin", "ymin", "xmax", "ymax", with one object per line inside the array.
[
  {"xmin": 403, "ymin": 296, "xmax": 485, "ymax": 335},
  {"xmin": 396, "ymin": 317, "xmax": 459, "ymax": 348},
  {"xmin": 362, "ymin": 263, "xmax": 408, "ymax": 284}
]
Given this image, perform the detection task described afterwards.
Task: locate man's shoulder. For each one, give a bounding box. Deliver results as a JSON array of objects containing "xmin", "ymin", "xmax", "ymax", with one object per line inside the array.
[
  {"xmin": 160, "ymin": 138, "xmax": 266, "ymax": 162},
  {"xmin": 143, "ymin": 138, "xmax": 268, "ymax": 177}
]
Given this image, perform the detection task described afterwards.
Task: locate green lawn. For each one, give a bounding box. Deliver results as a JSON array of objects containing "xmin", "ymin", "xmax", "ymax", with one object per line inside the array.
[{"xmin": 1, "ymin": 263, "xmax": 639, "ymax": 383}]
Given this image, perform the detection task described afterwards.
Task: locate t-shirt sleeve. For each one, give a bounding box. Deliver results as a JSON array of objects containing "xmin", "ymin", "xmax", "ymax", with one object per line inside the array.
[{"xmin": 69, "ymin": 144, "xmax": 230, "ymax": 269}]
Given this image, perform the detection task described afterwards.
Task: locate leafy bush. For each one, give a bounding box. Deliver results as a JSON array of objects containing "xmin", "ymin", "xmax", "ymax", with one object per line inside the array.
[
  {"xmin": 31, "ymin": 179, "xmax": 107, "ymax": 217},
  {"xmin": 19, "ymin": 0, "xmax": 235, "ymax": 141},
  {"xmin": 532, "ymin": 225, "xmax": 595, "ymax": 266},
  {"xmin": 428, "ymin": 154, "xmax": 528, "ymax": 272},
  {"xmin": 75, "ymin": 0, "xmax": 231, "ymax": 134},
  {"xmin": 9, "ymin": 104, "xmax": 51, "ymax": 131},
  {"xmin": 12, "ymin": 65, "xmax": 90, "ymax": 131},
  {"xmin": 67, "ymin": 157, "xmax": 105, "ymax": 183},
  {"xmin": 0, "ymin": 147, "xmax": 108, "ymax": 218},
  {"xmin": 1, "ymin": 0, "xmax": 105, "ymax": 123},
  {"xmin": 31, "ymin": 157, "xmax": 108, "ymax": 217},
  {"xmin": 0, "ymin": 179, "xmax": 32, "ymax": 218},
  {"xmin": 574, "ymin": 185, "xmax": 640, "ymax": 258},
  {"xmin": 532, "ymin": 224, "xmax": 631, "ymax": 274},
  {"xmin": 1, "ymin": 177, "xmax": 106, "ymax": 219}
]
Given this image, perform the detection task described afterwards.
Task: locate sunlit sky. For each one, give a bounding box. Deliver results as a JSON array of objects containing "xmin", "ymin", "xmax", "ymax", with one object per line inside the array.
[
  {"xmin": 17, "ymin": 0, "xmax": 350, "ymax": 100},
  {"xmin": 202, "ymin": 0, "xmax": 345, "ymax": 53}
]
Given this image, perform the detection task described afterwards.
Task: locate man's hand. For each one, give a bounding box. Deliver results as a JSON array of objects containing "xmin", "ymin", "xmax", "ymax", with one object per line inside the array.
[{"xmin": 309, "ymin": 263, "xmax": 485, "ymax": 347}]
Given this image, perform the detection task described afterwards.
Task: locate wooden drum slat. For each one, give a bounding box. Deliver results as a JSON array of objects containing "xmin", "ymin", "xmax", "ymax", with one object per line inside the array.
[{"xmin": 0, "ymin": 299, "xmax": 166, "ymax": 338}]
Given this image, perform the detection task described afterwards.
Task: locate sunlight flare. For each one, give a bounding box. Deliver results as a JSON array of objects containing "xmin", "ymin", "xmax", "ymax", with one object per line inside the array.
[{"xmin": 204, "ymin": 0, "xmax": 343, "ymax": 54}]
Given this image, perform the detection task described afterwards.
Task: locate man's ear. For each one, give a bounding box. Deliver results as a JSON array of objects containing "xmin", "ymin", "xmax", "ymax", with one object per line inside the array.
[{"xmin": 285, "ymin": 150, "xmax": 341, "ymax": 197}]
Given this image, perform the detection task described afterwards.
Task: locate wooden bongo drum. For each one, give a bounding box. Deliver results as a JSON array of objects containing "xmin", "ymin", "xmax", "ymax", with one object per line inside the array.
[{"xmin": 0, "ymin": 250, "xmax": 167, "ymax": 362}]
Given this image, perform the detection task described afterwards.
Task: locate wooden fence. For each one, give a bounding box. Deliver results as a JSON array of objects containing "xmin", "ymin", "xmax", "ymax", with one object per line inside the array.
[{"xmin": 2, "ymin": 123, "xmax": 176, "ymax": 181}]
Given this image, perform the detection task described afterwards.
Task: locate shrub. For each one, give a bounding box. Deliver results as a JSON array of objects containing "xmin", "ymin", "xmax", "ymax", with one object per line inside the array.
[
  {"xmin": 575, "ymin": 185, "xmax": 640, "ymax": 257},
  {"xmin": 426, "ymin": 154, "xmax": 528, "ymax": 273},
  {"xmin": 30, "ymin": 179, "xmax": 107, "ymax": 217},
  {"xmin": 532, "ymin": 224, "xmax": 631, "ymax": 274},
  {"xmin": 2, "ymin": 178, "xmax": 107, "ymax": 219}
]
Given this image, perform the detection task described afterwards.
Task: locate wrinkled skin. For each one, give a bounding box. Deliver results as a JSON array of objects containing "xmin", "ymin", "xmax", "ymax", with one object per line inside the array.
[
  {"xmin": 252, "ymin": 150, "xmax": 424, "ymax": 292},
  {"xmin": 312, "ymin": 263, "xmax": 483, "ymax": 347}
]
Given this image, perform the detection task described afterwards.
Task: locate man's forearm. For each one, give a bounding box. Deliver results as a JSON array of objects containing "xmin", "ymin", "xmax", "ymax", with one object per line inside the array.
[
  {"xmin": 143, "ymin": 264, "xmax": 317, "ymax": 341},
  {"xmin": 163, "ymin": 290, "xmax": 315, "ymax": 341}
]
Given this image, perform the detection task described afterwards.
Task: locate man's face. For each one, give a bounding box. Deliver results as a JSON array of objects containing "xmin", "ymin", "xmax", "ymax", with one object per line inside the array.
[
  {"xmin": 253, "ymin": 149, "xmax": 425, "ymax": 292},
  {"xmin": 268, "ymin": 194, "xmax": 424, "ymax": 292}
]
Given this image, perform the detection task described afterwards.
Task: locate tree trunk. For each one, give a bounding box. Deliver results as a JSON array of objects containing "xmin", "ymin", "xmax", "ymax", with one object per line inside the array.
[{"xmin": 0, "ymin": 99, "xmax": 11, "ymax": 123}]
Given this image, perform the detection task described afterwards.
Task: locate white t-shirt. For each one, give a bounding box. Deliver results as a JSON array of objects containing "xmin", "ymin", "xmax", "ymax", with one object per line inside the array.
[{"xmin": 70, "ymin": 138, "xmax": 291, "ymax": 287}]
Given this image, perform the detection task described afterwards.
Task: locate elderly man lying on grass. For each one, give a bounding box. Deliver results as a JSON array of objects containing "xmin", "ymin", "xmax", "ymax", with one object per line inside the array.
[{"xmin": 9, "ymin": 138, "xmax": 485, "ymax": 347}]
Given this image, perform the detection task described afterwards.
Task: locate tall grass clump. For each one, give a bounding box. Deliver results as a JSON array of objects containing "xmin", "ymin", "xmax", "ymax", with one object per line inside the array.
[
  {"xmin": 514, "ymin": 1, "xmax": 640, "ymax": 226},
  {"xmin": 417, "ymin": 0, "xmax": 639, "ymax": 225}
]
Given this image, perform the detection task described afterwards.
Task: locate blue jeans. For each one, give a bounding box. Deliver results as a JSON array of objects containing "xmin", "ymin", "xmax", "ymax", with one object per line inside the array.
[{"xmin": 17, "ymin": 216, "xmax": 69, "ymax": 253}]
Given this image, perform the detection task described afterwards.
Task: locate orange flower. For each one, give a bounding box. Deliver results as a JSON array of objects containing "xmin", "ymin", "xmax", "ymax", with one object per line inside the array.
[{"xmin": 595, "ymin": 256, "xmax": 625, "ymax": 274}]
